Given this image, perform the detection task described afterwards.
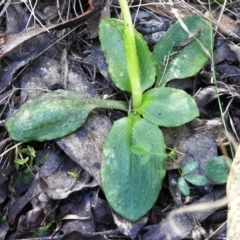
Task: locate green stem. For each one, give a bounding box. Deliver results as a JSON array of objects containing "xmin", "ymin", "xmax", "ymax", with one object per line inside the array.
[
  {"xmin": 97, "ymin": 99, "xmax": 128, "ymax": 112},
  {"xmin": 118, "ymin": 0, "xmax": 142, "ymax": 109},
  {"xmin": 207, "ymin": 1, "xmax": 234, "ymax": 159}
]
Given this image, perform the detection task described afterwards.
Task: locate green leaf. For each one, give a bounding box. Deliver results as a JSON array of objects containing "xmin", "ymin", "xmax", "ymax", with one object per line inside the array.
[
  {"xmin": 153, "ymin": 15, "xmax": 213, "ymax": 87},
  {"xmin": 101, "ymin": 114, "xmax": 166, "ymax": 221},
  {"xmin": 205, "ymin": 156, "xmax": 232, "ymax": 184},
  {"xmin": 19, "ymin": 146, "xmax": 36, "ymax": 158},
  {"xmin": 14, "ymin": 157, "xmax": 29, "ymax": 170},
  {"xmin": 184, "ymin": 174, "xmax": 208, "ymax": 186},
  {"xmin": 0, "ymin": 215, "xmax": 7, "ymax": 224},
  {"xmin": 178, "ymin": 177, "xmax": 190, "ymax": 196},
  {"xmin": 14, "ymin": 157, "xmax": 29, "ymax": 165},
  {"xmin": 99, "ymin": 19, "xmax": 155, "ymax": 93},
  {"xmin": 214, "ymin": 0, "xmax": 225, "ymax": 3},
  {"xmin": 182, "ymin": 162, "xmax": 198, "ymax": 176},
  {"xmin": 130, "ymin": 140, "xmax": 152, "ymax": 165},
  {"xmin": 130, "ymin": 139, "xmax": 151, "ymax": 155},
  {"xmin": 136, "ymin": 87, "xmax": 199, "ymax": 127},
  {"xmin": 130, "ymin": 146, "xmax": 149, "ymax": 155},
  {"xmin": 140, "ymin": 154, "xmax": 151, "ymax": 165},
  {"xmin": 67, "ymin": 171, "xmax": 80, "ymax": 179},
  {"xmin": 6, "ymin": 90, "xmax": 128, "ymax": 142}
]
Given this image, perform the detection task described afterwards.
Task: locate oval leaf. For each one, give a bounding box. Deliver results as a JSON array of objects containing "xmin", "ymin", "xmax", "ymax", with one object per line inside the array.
[
  {"xmin": 101, "ymin": 114, "xmax": 166, "ymax": 221},
  {"xmin": 130, "ymin": 146, "xmax": 149, "ymax": 155},
  {"xmin": 184, "ymin": 174, "xmax": 207, "ymax": 186},
  {"xmin": 182, "ymin": 162, "xmax": 198, "ymax": 176},
  {"xmin": 137, "ymin": 87, "xmax": 199, "ymax": 127},
  {"xmin": 153, "ymin": 15, "xmax": 213, "ymax": 87},
  {"xmin": 130, "ymin": 138, "xmax": 151, "ymax": 155},
  {"xmin": 178, "ymin": 177, "xmax": 190, "ymax": 196},
  {"xmin": 99, "ymin": 19, "xmax": 155, "ymax": 93},
  {"xmin": 6, "ymin": 90, "xmax": 128, "ymax": 142},
  {"xmin": 205, "ymin": 156, "xmax": 232, "ymax": 184}
]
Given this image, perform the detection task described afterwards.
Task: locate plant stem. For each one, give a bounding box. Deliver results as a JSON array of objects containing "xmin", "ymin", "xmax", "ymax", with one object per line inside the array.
[
  {"xmin": 118, "ymin": 0, "xmax": 142, "ymax": 109},
  {"xmin": 207, "ymin": 1, "xmax": 234, "ymax": 159},
  {"xmin": 97, "ymin": 99, "xmax": 128, "ymax": 112}
]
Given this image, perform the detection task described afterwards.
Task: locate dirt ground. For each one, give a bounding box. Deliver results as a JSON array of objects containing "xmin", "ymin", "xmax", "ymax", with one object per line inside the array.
[{"xmin": 0, "ymin": 0, "xmax": 239, "ymax": 239}]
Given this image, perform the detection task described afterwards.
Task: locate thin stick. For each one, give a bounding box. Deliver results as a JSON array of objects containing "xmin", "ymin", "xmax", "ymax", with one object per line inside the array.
[{"xmin": 0, "ymin": 142, "xmax": 23, "ymax": 158}]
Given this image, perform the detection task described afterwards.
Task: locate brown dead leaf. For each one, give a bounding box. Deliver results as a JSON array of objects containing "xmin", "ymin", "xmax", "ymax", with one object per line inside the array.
[
  {"xmin": 194, "ymin": 86, "xmax": 230, "ymax": 114},
  {"xmin": 213, "ymin": 11, "xmax": 240, "ymax": 37},
  {"xmin": 7, "ymin": 178, "xmax": 44, "ymax": 224},
  {"xmin": 113, "ymin": 213, "xmax": 148, "ymax": 239},
  {"xmin": 0, "ymin": 0, "xmax": 106, "ymax": 59},
  {"xmin": 7, "ymin": 148, "xmax": 77, "ymax": 224},
  {"xmin": 216, "ymin": 64, "xmax": 240, "ymax": 84},
  {"xmin": 214, "ymin": 42, "xmax": 238, "ymax": 64},
  {"xmin": 88, "ymin": 0, "xmax": 111, "ymax": 38},
  {"xmin": 0, "ymin": 222, "xmax": 8, "ymax": 240},
  {"xmin": 141, "ymin": 0, "xmax": 240, "ymax": 38},
  {"xmin": 229, "ymin": 44, "xmax": 240, "ymax": 63},
  {"xmin": 90, "ymin": 190, "xmax": 113, "ymax": 225},
  {"xmin": 59, "ymin": 192, "xmax": 95, "ymax": 234},
  {"xmin": 16, "ymin": 207, "xmax": 46, "ymax": 237},
  {"xmin": 0, "ymin": 51, "xmax": 38, "ymax": 92},
  {"xmin": 56, "ymin": 113, "xmax": 111, "ymax": 185},
  {"xmin": 141, "ymin": 0, "xmax": 204, "ymax": 19},
  {"xmin": 38, "ymin": 167, "xmax": 97, "ymax": 199},
  {"xmin": 20, "ymin": 56, "xmax": 95, "ymax": 97},
  {"xmin": 143, "ymin": 187, "xmax": 225, "ymax": 239}
]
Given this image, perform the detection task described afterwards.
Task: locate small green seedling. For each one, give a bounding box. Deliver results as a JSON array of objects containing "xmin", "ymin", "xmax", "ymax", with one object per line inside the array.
[
  {"xmin": 13, "ymin": 145, "xmax": 37, "ymax": 185},
  {"xmin": 178, "ymin": 162, "xmax": 207, "ymax": 196},
  {"xmin": 5, "ymin": 0, "xmax": 212, "ymax": 221},
  {"xmin": 178, "ymin": 156, "xmax": 232, "ymax": 196},
  {"xmin": 67, "ymin": 171, "xmax": 80, "ymax": 179},
  {"xmin": 31, "ymin": 222, "xmax": 54, "ymax": 238},
  {"xmin": 14, "ymin": 145, "xmax": 36, "ymax": 171},
  {"xmin": 205, "ymin": 156, "xmax": 232, "ymax": 184},
  {"xmin": 0, "ymin": 214, "xmax": 7, "ymax": 224}
]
